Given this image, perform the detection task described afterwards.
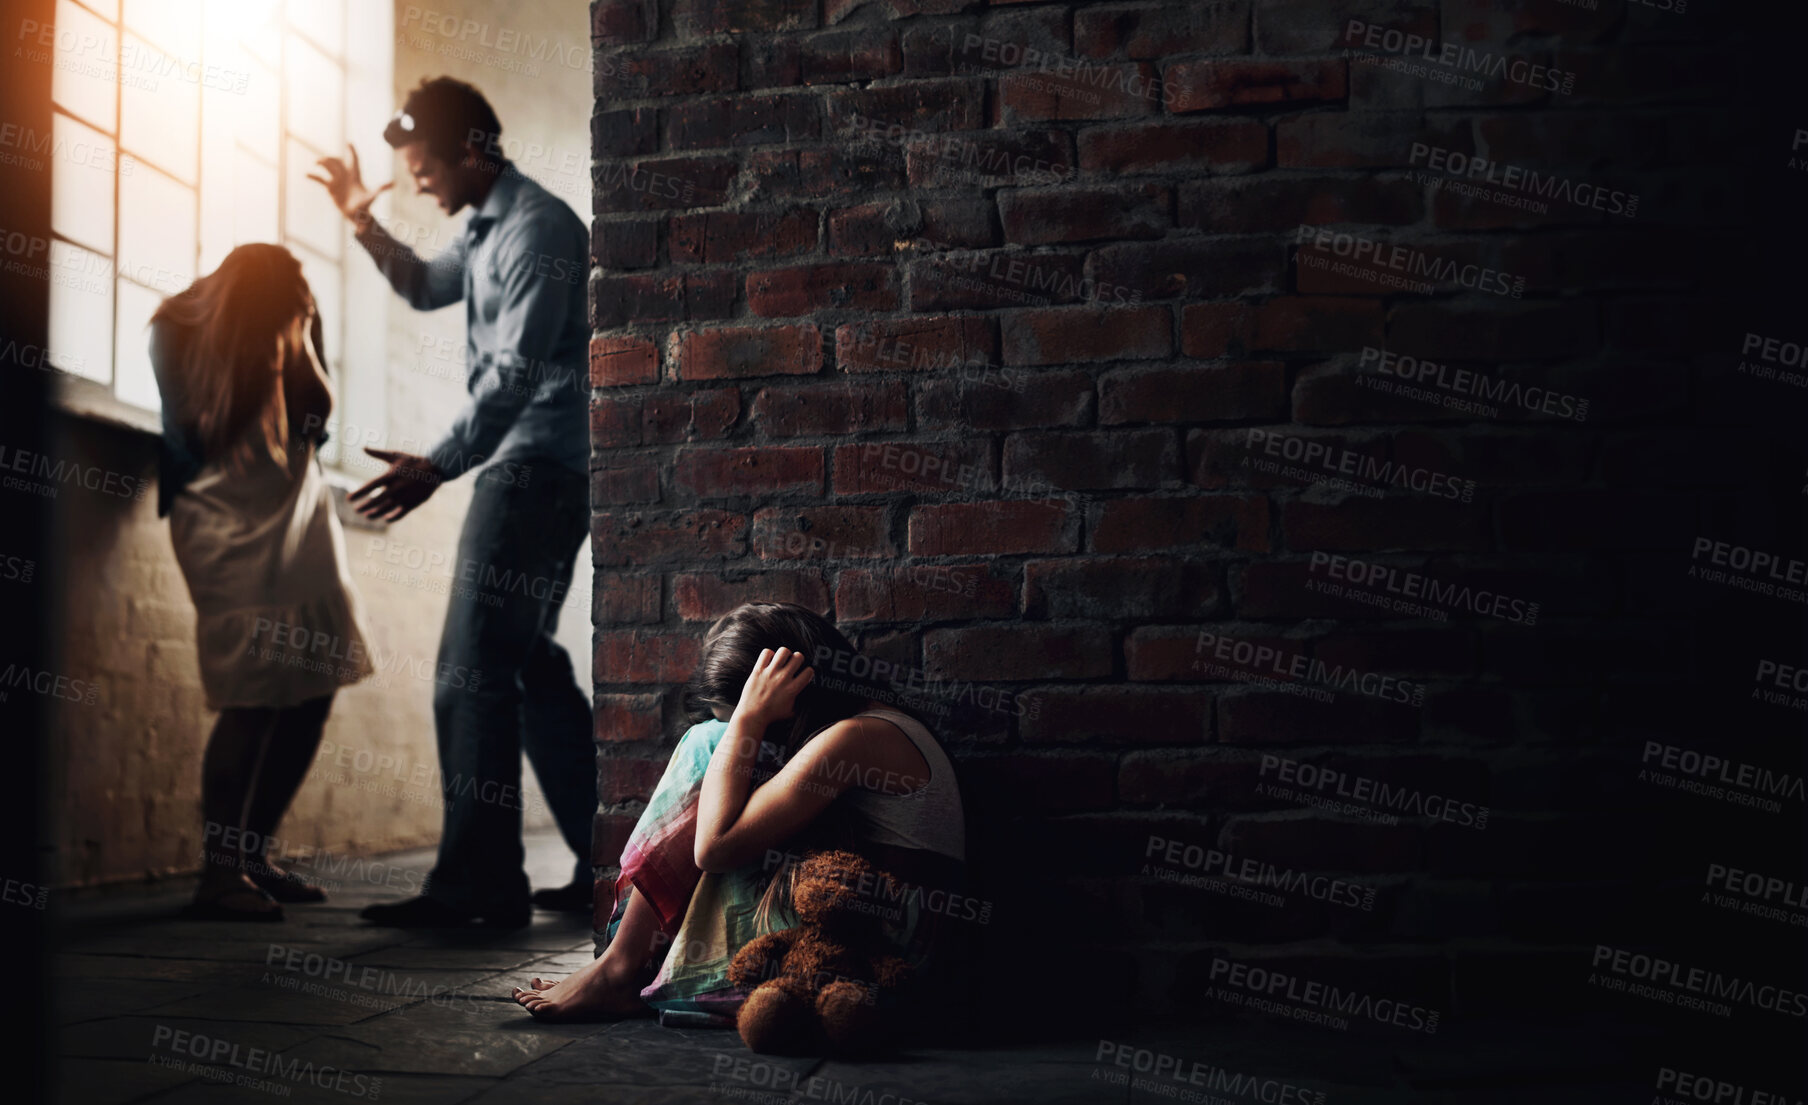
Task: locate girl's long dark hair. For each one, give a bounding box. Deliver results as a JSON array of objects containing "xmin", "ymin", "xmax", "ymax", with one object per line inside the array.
[
  {"xmin": 151, "ymin": 243, "xmax": 315, "ymax": 470},
  {"xmin": 683, "ymin": 602, "xmax": 876, "ymax": 762}
]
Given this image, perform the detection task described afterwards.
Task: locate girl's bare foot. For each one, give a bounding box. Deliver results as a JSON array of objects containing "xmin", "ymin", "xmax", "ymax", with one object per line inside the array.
[{"xmin": 512, "ymin": 953, "xmax": 649, "ymax": 1022}]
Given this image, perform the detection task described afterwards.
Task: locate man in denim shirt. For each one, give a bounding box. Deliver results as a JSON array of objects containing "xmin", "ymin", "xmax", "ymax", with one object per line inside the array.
[{"xmin": 310, "ymin": 77, "xmax": 593, "ymax": 928}]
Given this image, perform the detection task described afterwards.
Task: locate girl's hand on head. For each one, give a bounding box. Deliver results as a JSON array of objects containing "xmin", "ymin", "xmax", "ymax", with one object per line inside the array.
[{"xmin": 732, "ymin": 647, "xmax": 814, "ymax": 728}]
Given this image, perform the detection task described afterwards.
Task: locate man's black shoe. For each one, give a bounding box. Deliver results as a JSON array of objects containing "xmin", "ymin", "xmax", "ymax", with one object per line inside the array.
[
  {"xmin": 529, "ymin": 880, "xmax": 594, "ymax": 913},
  {"xmin": 360, "ymin": 895, "xmax": 530, "ymax": 930}
]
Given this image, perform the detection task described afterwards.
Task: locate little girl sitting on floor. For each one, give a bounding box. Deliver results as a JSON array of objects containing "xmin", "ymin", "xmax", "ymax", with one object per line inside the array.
[{"xmin": 512, "ymin": 602, "xmax": 967, "ymax": 1027}]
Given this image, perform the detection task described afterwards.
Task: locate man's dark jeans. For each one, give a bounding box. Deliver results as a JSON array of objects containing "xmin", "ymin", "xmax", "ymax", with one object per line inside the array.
[{"xmin": 423, "ymin": 461, "xmax": 595, "ymax": 913}]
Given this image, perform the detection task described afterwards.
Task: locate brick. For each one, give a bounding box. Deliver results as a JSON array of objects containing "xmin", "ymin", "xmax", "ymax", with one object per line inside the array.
[
  {"xmin": 752, "ymin": 380, "xmax": 909, "ymax": 437},
  {"xmin": 827, "ymin": 78, "xmax": 988, "ymax": 137},
  {"xmin": 747, "ymin": 262, "xmax": 899, "ymax": 317},
  {"xmin": 1003, "ymin": 430, "xmax": 1176, "ymax": 491},
  {"xmin": 837, "ymin": 316, "xmax": 996, "ymax": 373},
  {"xmin": 907, "ymin": 251, "xmax": 1088, "ymax": 311},
  {"xmin": 1179, "ymin": 175, "xmax": 1421, "ymax": 233},
  {"xmin": 1250, "ymin": 296, "xmax": 1385, "ymax": 352},
  {"xmin": 1180, "ymin": 302, "xmax": 1254, "ymax": 359},
  {"xmin": 1074, "ymin": 2, "xmax": 1250, "ymax": 59},
  {"xmin": 1123, "ymin": 626, "xmax": 1214, "ymax": 682},
  {"xmin": 999, "ymin": 62, "xmax": 1161, "ymax": 123},
  {"xmin": 1118, "ymin": 751, "xmax": 1276, "ymax": 810},
  {"xmin": 673, "ymin": 324, "xmax": 823, "ymax": 381},
  {"xmin": 1276, "ymin": 113, "xmax": 1470, "ymax": 169},
  {"xmin": 1293, "ymin": 236, "xmax": 1498, "ymax": 298},
  {"xmin": 1191, "ymin": 627, "xmax": 1329, "ymax": 689},
  {"xmin": 1099, "ymin": 363, "xmax": 1287, "ymax": 425},
  {"xmin": 673, "ymin": 446, "xmax": 824, "ymax": 499},
  {"xmin": 1088, "ymin": 238, "xmax": 1286, "ymax": 300},
  {"xmin": 1023, "ymin": 557, "xmax": 1219, "ymax": 619},
  {"xmin": 908, "ymin": 501, "xmax": 1076, "ymax": 556},
  {"xmin": 833, "ymin": 439, "xmax": 993, "ymax": 496},
  {"xmin": 1077, "ymin": 120, "xmax": 1268, "ymax": 176},
  {"xmin": 924, "ymin": 625, "xmax": 1113, "ymax": 682},
  {"xmin": 592, "ymin": 107, "xmax": 659, "ymax": 158},
  {"xmin": 671, "ymin": 0, "xmax": 815, "ymax": 35},
  {"xmin": 593, "ymin": 692, "xmax": 664, "ymax": 742},
  {"xmin": 641, "ymin": 388, "xmax": 741, "ymax": 444},
  {"xmin": 669, "ymin": 210, "xmax": 818, "ymax": 264},
  {"xmin": 905, "ymin": 129, "xmax": 1075, "ymax": 189},
  {"xmin": 592, "ymin": 218, "xmax": 658, "ymax": 270},
  {"xmin": 1020, "ymin": 689, "xmax": 1213, "ymax": 743},
  {"xmin": 1164, "ymin": 59, "xmax": 1348, "ymax": 113},
  {"xmin": 955, "ymin": 8, "xmax": 1070, "ymax": 73},
  {"xmin": 591, "ymin": 463, "xmax": 660, "ymax": 504},
  {"xmin": 829, "ymin": 198, "xmax": 997, "ymax": 256},
  {"xmin": 592, "ymin": 574, "xmax": 662, "ymax": 626},
  {"xmin": 598, "ymin": 756, "xmax": 670, "ymax": 803},
  {"xmin": 1312, "ymin": 626, "xmax": 1477, "ymax": 680},
  {"xmin": 593, "ymin": 813, "xmax": 637, "ymax": 867},
  {"xmin": 1256, "ymin": 0, "xmax": 1437, "ymax": 53},
  {"xmin": 1092, "ymin": 496, "xmax": 1270, "ymax": 554},
  {"xmin": 593, "ymin": 510, "xmax": 748, "ymax": 567},
  {"xmin": 673, "ymin": 571, "xmax": 832, "ymax": 621},
  {"xmin": 916, "ymin": 370, "xmax": 1093, "ymax": 431},
  {"xmin": 747, "ymin": 147, "xmax": 908, "ymax": 201},
  {"xmin": 751, "ymin": 506, "xmax": 895, "ymax": 560},
  {"xmin": 595, "ymin": 629, "xmax": 703, "ymax": 685},
  {"xmin": 1218, "ymin": 690, "xmax": 1420, "ymax": 745},
  {"xmin": 1001, "ymin": 305, "xmax": 1173, "ymax": 366},
  {"xmin": 899, "ymin": 20, "xmax": 968, "ymax": 77},
  {"xmin": 828, "ymin": 202, "xmax": 915, "ymax": 257},
  {"xmin": 592, "ymin": 270, "xmax": 736, "ymax": 328},
  {"xmin": 590, "ymin": 396, "xmax": 640, "ymax": 449},
  {"xmin": 593, "ymin": 155, "xmax": 738, "ymax": 213},
  {"xmin": 590, "ymin": 335, "xmax": 659, "ymax": 388},
  {"xmin": 1188, "ymin": 427, "xmax": 1388, "ymax": 492},
  {"xmin": 1290, "ymin": 363, "xmax": 1473, "ymax": 427},
  {"xmin": 835, "ymin": 563, "xmax": 1015, "ymax": 622},
  {"xmin": 798, "ymin": 28, "xmax": 903, "ymax": 83},
  {"xmin": 616, "ymin": 43, "xmax": 739, "ymax": 96},
  {"xmin": 1233, "ymin": 559, "xmax": 1400, "ymax": 621},
  {"xmin": 592, "ymin": 0, "xmax": 656, "ymax": 45},
  {"xmin": 999, "ymin": 183, "xmax": 1169, "ymax": 246},
  {"xmin": 1281, "ymin": 497, "xmax": 1490, "ymax": 552},
  {"xmin": 666, "ymin": 94, "xmax": 819, "ymax": 150}
]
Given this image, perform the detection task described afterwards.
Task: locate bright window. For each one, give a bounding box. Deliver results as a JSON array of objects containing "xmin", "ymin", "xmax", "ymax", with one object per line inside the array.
[{"xmin": 47, "ymin": 0, "xmax": 391, "ymax": 467}]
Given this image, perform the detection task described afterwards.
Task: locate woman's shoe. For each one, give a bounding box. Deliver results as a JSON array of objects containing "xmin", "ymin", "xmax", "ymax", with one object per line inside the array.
[
  {"xmin": 182, "ymin": 887, "xmax": 284, "ymax": 922},
  {"xmin": 246, "ymin": 861, "xmax": 328, "ymax": 904}
]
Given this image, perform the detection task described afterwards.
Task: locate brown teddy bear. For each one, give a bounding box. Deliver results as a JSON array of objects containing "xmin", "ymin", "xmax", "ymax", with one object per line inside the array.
[{"xmin": 728, "ymin": 849, "xmax": 913, "ymax": 1055}]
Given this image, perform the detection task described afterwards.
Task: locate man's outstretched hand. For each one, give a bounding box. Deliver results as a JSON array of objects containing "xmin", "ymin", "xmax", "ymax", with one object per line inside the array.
[
  {"xmin": 350, "ymin": 448, "xmax": 444, "ymax": 522},
  {"xmin": 307, "ymin": 144, "xmax": 393, "ymax": 225}
]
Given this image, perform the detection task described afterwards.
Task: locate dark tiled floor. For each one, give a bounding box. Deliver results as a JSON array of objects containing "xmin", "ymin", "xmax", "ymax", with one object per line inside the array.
[{"xmin": 48, "ymin": 831, "xmax": 1682, "ymax": 1105}]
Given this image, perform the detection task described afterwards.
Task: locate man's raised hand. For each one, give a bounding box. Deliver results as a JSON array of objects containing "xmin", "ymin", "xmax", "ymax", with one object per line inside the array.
[{"xmin": 307, "ymin": 144, "xmax": 392, "ymax": 224}]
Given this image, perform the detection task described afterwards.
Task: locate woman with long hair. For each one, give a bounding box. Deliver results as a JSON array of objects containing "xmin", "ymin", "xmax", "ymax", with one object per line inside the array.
[
  {"xmin": 150, "ymin": 243, "xmax": 374, "ymax": 921},
  {"xmin": 512, "ymin": 602, "xmax": 967, "ymax": 1028}
]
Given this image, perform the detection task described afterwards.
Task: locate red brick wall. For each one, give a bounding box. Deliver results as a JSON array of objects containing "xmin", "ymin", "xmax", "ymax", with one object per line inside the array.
[{"xmin": 588, "ymin": 0, "xmax": 1794, "ymax": 1039}]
